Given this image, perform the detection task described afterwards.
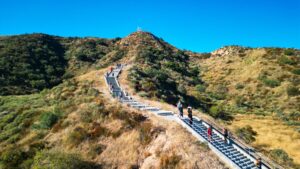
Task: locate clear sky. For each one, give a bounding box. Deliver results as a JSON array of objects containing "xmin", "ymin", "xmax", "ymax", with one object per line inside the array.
[{"xmin": 0, "ymin": 0, "xmax": 299, "ymax": 52}]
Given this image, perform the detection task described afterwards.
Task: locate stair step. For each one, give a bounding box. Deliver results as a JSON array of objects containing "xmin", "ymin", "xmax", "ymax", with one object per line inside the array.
[{"xmin": 105, "ymin": 67, "xmax": 264, "ymax": 169}]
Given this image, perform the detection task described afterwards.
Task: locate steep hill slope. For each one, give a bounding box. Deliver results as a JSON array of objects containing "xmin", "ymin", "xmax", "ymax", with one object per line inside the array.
[
  {"xmin": 122, "ymin": 32, "xmax": 207, "ymax": 108},
  {"xmin": 1, "ymin": 31, "xmax": 299, "ymax": 168},
  {"xmin": 0, "ymin": 69, "xmax": 224, "ymax": 169},
  {"xmin": 0, "ymin": 32, "xmax": 225, "ymax": 169},
  {"xmin": 0, "ymin": 34, "xmax": 123, "ymax": 95},
  {"xmin": 198, "ymin": 46, "xmax": 300, "ymax": 167},
  {"xmin": 202, "ymin": 46, "xmax": 300, "ymax": 114},
  {"xmin": 116, "ymin": 33, "xmax": 300, "ymax": 168}
]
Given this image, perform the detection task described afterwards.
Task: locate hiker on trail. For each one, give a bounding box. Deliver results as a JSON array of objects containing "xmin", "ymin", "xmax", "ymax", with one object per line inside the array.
[
  {"xmin": 223, "ymin": 128, "xmax": 229, "ymax": 144},
  {"xmin": 110, "ymin": 66, "xmax": 113, "ymax": 72},
  {"xmin": 177, "ymin": 100, "xmax": 183, "ymax": 118},
  {"xmin": 110, "ymin": 84, "xmax": 114, "ymax": 91},
  {"xmin": 119, "ymin": 92, "xmax": 123, "ymax": 99},
  {"xmin": 207, "ymin": 125, "xmax": 212, "ymax": 142},
  {"xmin": 255, "ymin": 158, "xmax": 262, "ymax": 169},
  {"xmin": 187, "ymin": 106, "xmax": 193, "ymax": 125}
]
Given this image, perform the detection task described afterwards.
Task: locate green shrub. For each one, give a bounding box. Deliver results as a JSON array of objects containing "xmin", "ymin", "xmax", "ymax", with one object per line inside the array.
[
  {"xmin": 209, "ymin": 105, "xmax": 233, "ymax": 121},
  {"xmin": 288, "ymin": 111, "xmax": 300, "ymax": 121},
  {"xmin": 0, "ymin": 147, "xmax": 25, "ymax": 168},
  {"xmin": 195, "ymin": 84, "xmax": 206, "ymax": 92},
  {"xmin": 37, "ymin": 112, "xmax": 59, "ymax": 129},
  {"xmin": 284, "ymin": 49, "xmax": 295, "ymax": 56},
  {"xmin": 67, "ymin": 127, "xmax": 88, "ymax": 146},
  {"xmin": 287, "ymin": 86, "xmax": 300, "ymax": 96},
  {"xmin": 31, "ymin": 150, "xmax": 97, "ymax": 169},
  {"xmin": 269, "ymin": 149, "xmax": 293, "ymax": 167},
  {"xmin": 278, "ymin": 56, "xmax": 296, "ymax": 65},
  {"xmin": 235, "ymin": 96, "xmax": 247, "ymax": 107},
  {"xmin": 235, "ymin": 125, "xmax": 257, "ymax": 144},
  {"xmin": 235, "ymin": 83, "xmax": 245, "ymax": 89},
  {"xmin": 79, "ymin": 109, "xmax": 93, "ymax": 123},
  {"xmin": 259, "ymin": 75, "xmax": 281, "ymax": 88},
  {"xmin": 291, "ymin": 69, "xmax": 300, "ymax": 75}
]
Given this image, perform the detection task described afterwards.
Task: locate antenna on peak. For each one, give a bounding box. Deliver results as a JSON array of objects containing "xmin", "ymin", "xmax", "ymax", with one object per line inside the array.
[{"xmin": 137, "ymin": 26, "xmax": 142, "ymax": 32}]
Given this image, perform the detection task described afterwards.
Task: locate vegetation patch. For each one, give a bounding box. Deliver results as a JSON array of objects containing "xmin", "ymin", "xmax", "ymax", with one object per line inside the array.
[
  {"xmin": 235, "ymin": 125, "xmax": 257, "ymax": 144},
  {"xmin": 159, "ymin": 153, "xmax": 182, "ymax": 169},
  {"xmin": 269, "ymin": 149, "xmax": 294, "ymax": 168},
  {"xmin": 31, "ymin": 150, "xmax": 99, "ymax": 169}
]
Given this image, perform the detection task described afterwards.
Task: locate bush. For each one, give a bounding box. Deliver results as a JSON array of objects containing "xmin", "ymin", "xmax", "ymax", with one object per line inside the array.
[
  {"xmin": 259, "ymin": 75, "xmax": 281, "ymax": 88},
  {"xmin": 235, "ymin": 83, "xmax": 245, "ymax": 89},
  {"xmin": 31, "ymin": 150, "xmax": 98, "ymax": 169},
  {"xmin": 36, "ymin": 112, "xmax": 59, "ymax": 129},
  {"xmin": 235, "ymin": 96, "xmax": 247, "ymax": 107},
  {"xmin": 278, "ymin": 56, "xmax": 296, "ymax": 65},
  {"xmin": 284, "ymin": 49, "xmax": 295, "ymax": 56},
  {"xmin": 159, "ymin": 153, "xmax": 181, "ymax": 169},
  {"xmin": 269, "ymin": 149, "xmax": 293, "ymax": 167},
  {"xmin": 287, "ymin": 86, "xmax": 300, "ymax": 96},
  {"xmin": 235, "ymin": 125, "xmax": 257, "ymax": 144},
  {"xmin": 0, "ymin": 147, "xmax": 25, "ymax": 168},
  {"xmin": 288, "ymin": 111, "xmax": 300, "ymax": 121},
  {"xmin": 195, "ymin": 84, "xmax": 206, "ymax": 92},
  {"xmin": 209, "ymin": 105, "xmax": 233, "ymax": 121},
  {"xmin": 67, "ymin": 127, "xmax": 88, "ymax": 146},
  {"xmin": 139, "ymin": 122, "xmax": 153, "ymax": 145},
  {"xmin": 292, "ymin": 69, "xmax": 300, "ymax": 75}
]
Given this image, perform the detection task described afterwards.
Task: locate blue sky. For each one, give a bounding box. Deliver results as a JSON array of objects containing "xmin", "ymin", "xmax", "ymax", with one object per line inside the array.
[{"xmin": 0, "ymin": 0, "xmax": 299, "ymax": 52}]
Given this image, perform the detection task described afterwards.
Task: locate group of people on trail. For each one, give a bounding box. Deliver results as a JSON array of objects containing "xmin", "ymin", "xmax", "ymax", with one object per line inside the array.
[
  {"xmin": 107, "ymin": 65, "xmax": 263, "ymax": 169},
  {"xmin": 177, "ymin": 100, "xmax": 229, "ymax": 144},
  {"xmin": 177, "ymin": 100, "xmax": 194, "ymax": 125},
  {"xmin": 177, "ymin": 99, "xmax": 263, "ymax": 168}
]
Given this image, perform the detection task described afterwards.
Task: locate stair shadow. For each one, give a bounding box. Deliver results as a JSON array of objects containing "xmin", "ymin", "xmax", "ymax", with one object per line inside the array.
[{"xmin": 157, "ymin": 112, "xmax": 173, "ymax": 116}]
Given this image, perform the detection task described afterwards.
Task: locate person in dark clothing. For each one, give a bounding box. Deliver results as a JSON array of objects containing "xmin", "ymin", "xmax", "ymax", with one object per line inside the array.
[
  {"xmin": 223, "ymin": 128, "xmax": 229, "ymax": 144},
  {"xmin": 187, "ymin": 106, "xmax": 193, "ymax": 124},
  {"xmin": 255, "ymin": 158, "xmax": 262, "ymax": 169}
]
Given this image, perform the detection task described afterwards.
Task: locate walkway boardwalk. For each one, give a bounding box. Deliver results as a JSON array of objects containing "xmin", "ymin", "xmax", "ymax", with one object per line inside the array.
[{"xmin": 104, "ymin": 65, "xmax": 272, "ymax": 169}]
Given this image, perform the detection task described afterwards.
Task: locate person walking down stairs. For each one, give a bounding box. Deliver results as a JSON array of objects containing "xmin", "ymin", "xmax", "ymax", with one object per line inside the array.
[
  {"xmin": 223, "ymin": 128, "xmax": 229, "ymax": 144},
  {"xmin": 207, "ymin": 125, "xmax": 213, "ymax": 142},
  {"xmin": 255, "ymin": 158, "xmax": 262, "ymax": 169},
  {"xmin": 177, "ymin": 100, "xmax": 183, "ymax": 118},
  {"xmin": 187, "ymin": 106, "xmax": 193, "ymax": 125}
]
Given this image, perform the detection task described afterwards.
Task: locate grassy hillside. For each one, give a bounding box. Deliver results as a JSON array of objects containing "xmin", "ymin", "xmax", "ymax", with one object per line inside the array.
[
  {"xmin": 125, "ymin": 32, "xmax": 214, "ymax": 112},
  {"xmin": 200, "ymin": 47, "xmax": 300, "ymax": 123},
  {"xmin": 121, "ymin": 33, "xmax": 299, "ymax": 168},
  {"xmin": 0, "ymin": 69, "xmax": 224, "ymax": 169},
  {"xmin": 0, "ymin": 34, "xmax": 67, "ymax": 95},
  {"xmin": 0, "ymin": 34, "xmax": 124, "ymax": 95},
  {"xmin": 199, "ymin": 46, "xmax": 300, "ymax": 168},
  {"xmin": 1, "ymin": 31, "xmax": 299, "ymax": 168}
]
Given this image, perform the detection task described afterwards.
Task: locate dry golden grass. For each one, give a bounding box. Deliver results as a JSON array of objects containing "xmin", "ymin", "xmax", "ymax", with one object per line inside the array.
[
  {"xmin": 38, "ymin": 67, "xmax": 225, "ymax": 169},
  {"xmin": 227, "ymin": 114, "xmax": 300, "ymax": 165}
]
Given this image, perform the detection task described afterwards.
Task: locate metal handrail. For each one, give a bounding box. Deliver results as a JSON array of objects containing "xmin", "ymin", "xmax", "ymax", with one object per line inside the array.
[
  {"xmin": 108, "ymin": 64, "xmax": 283, "ymax": 169},
  {"xmin": 196, "ymin": 114, "xmax": 284, "ymax": 169}
]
